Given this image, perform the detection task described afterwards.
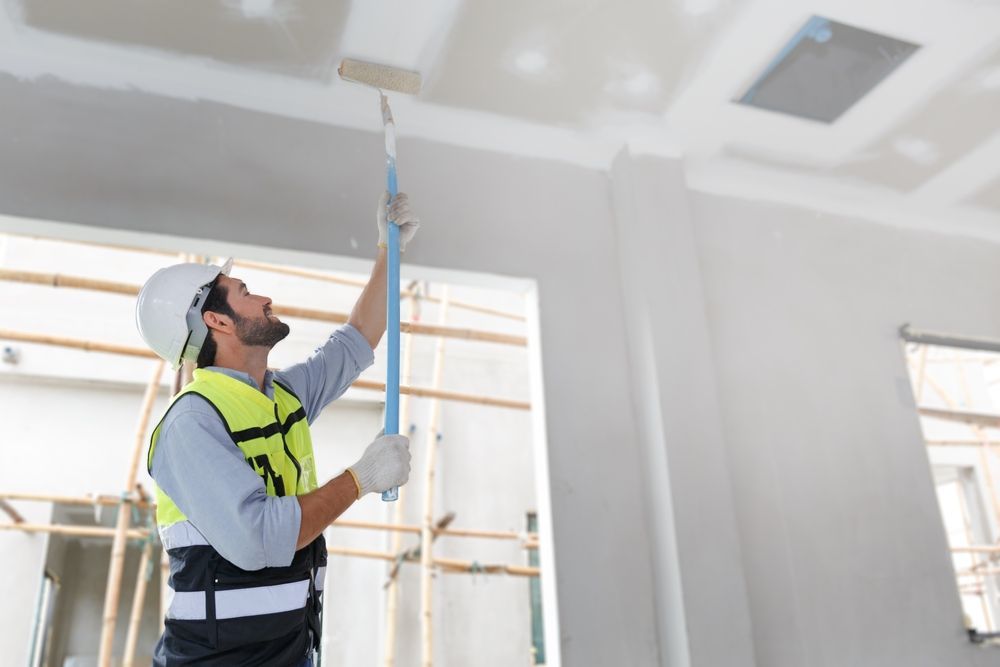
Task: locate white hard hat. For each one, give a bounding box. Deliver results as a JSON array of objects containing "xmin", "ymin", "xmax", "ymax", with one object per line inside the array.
[{"xmin": 135, "ymin": 258, "xmax": 233, "ymax": 370}]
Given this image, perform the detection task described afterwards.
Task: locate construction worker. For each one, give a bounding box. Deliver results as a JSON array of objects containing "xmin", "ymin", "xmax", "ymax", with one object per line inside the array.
[{"xmin": 134, "ymin": 193, "xmax": 419, "ymax": 666}]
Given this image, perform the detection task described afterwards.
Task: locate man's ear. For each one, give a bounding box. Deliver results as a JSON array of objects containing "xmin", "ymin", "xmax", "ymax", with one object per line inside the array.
[{"xmin": 203, "ymin": 311, "xmax": 232, "ymax": 334}]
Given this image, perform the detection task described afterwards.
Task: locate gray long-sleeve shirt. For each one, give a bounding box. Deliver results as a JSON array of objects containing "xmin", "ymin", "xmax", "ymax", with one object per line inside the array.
[{"xmin": 150, "ymin": 324, "xmax": 374, "ymax": 571}]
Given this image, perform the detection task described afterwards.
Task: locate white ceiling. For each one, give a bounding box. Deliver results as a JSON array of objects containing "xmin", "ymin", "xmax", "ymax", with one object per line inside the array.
[{"xmin": 2, "ymin": 0, "xmax": 1000, "ymax": 234}]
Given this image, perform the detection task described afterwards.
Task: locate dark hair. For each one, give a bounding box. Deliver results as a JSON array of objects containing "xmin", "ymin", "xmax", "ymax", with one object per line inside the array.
[{"xmin": 195, "ymin": 278, "xmax": 235, "ymax": 368}]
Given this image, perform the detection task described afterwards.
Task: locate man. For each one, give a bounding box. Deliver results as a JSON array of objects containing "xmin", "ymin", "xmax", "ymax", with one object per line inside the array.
[{"xmin": 134, "ymin": 193, "xmax": 419, "ymax": 665}]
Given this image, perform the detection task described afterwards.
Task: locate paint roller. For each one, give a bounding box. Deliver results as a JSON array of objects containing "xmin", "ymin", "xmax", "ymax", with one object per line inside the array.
[{"xmin": 338, "ymin": 59, "xmax": 422, "ymax": 502}]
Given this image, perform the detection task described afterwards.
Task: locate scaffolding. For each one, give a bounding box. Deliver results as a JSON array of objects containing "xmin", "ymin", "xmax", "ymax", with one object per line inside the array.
[
  {"xmin": 0, "ymin": 234, "xmax": 546, "ymax": 666},
  {"xmin": 903, "ymin": 330, "xmax": 1000, "ymax": 642}
]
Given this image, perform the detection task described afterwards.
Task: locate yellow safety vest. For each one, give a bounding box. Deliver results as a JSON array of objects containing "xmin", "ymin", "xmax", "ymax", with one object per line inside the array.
[{"xmin": 148, "ymin": 368, "xmax": 319, "ymax": 528}]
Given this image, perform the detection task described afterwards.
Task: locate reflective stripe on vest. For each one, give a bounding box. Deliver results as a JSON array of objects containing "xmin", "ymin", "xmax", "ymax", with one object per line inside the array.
[
  {"xmin": 148, "ymin": 368, "xmax": 319, "ymax": 529},
  {"xmin": 165, "ymin": 580, "xmax": 311, "ymax": 620}
]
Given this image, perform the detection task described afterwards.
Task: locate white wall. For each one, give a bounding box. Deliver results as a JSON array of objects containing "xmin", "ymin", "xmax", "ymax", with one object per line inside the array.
[
  {"xmin": 686, "ymin": 188, "xmax": 1000, "ymax": 666},
  {"xmin": 0, "ymin": 378, "xmax": 172, "ymax": 664},
  {"xmin": 610, "ymin": 150, "xmax": 756, "ymax": 667}
]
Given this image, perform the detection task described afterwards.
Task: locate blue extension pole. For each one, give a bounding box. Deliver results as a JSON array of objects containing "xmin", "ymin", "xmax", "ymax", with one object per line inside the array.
[{"xmin": 382, "ymin": 95, "xmax": 401, "ymax": 502}]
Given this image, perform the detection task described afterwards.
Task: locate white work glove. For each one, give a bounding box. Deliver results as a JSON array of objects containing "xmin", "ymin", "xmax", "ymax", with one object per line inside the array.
[
  {"xmin": 377, "ymin": 191, "xmax": 420, "ymax": 252},
  {"xmin": 346, "ymin": 433, "xmax": 411, "ymax": 498}
]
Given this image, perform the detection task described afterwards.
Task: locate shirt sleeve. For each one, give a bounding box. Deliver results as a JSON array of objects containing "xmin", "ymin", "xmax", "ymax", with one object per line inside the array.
[
  {"xmin": 275, "ymin": 323, "xmax": 375, "ymax": 423},
  {"xmin": 150, "ymin": 395, "xmax": 301, "ymax": 571}
]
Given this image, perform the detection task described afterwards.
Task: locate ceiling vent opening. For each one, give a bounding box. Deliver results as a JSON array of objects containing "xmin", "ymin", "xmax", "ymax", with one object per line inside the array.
[{"xmin": 735, "ymin": 16, "xmax": 920, "ymax": 123}]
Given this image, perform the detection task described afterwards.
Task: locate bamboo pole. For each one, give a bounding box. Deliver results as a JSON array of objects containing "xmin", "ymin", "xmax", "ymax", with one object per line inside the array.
[
  {"xmin": 98, "ymin": 360, "xmax": 165, "ymax": 667},
  {"xmin": 965, "ymin": 553, "xmax": 1000, "ymax": 572},
  {"xmin": 917, "ymin": 406, "xmax": 1000, "ymax": 429},
  {"xmin": 0, "ymin": 498, "xmax": 25, "ymax": 523},
  {"xmin": 341, "ymin": 518, "xmax": 538, "ymax": 545},
  {"xmin": 330, "ymin": 545, "xmax": 396, "ymax": 562},
  {"xmin": 0, "ymin": 523, "xmax": 149, "ymax": 539},
  {"xmin": 351, "ymin": 379, "xmax": 529, "ymax": 411},
  {"xmin": 269, "ymin": 303, "xmax": 526, "ymax": 346},
  {"xmin": 6, "ymin": 232, "xmax": 175, "ymax": 258},
  {"xmin": 327, "ymin": 546, "xmax": 540, "ymax": 578},
  {"xmin": 0, "ymin": 268, "xmax": 138, "ymax": 295},
  {"xmin": 958, "ymin": 568, "xmax": 1000, "ymax": 577},
  {"xmin": 234, "ymin": 259, "xmax": 526, "ymax": 323},
  {"xmin": 0, "ymin": 269, "xmax": 526, "ymax": 347},
  {"xmin": 422, "ymin": 287, "xmax": 450, "ymax": 667},
  {"xmin": 952, "ymin": 546, "xmax": 1000, "ymax": 554},
  {"xmin": 0, "ymin": 492, "xmax": 538, "ymax": 544},
  {"xmin": 384, "ymin": 288, "xmax": 419, "ymax": 667},
  {"xmin": 0, "ymin": 329, "xmax": 155, "ymax": 358},
  {"xmin": 122, "ymin": 539, "xmax": 154, "ymax": 667},
  {"xmin": 1, "ymin": 234, "xmax": 527, "ymax": 322},
  {"xmin": 400, "ymin": 321, "xmax": 524, "ymax": 347},
  {"xmin": 0, "ymin": 330, "xmax": 530, "ymax": 410},
  {"xmin": 235, "ymin": 260, "xmax": 369, "ymax": 288},
  {"xmin": 927, "ymin": 440, "xmax": 1000, "ymax": 446},
  {"xmin": 433, "ymin": 556, "xmax": 539, "ymax": 577},
  {"xmin": 0, "ymin": 491, "xmax": 153, "ymax": 511}
]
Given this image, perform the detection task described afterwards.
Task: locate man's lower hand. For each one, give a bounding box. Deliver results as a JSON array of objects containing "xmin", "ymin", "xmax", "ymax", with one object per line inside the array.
[{"xmin": 346, "ymin": 434, "xmax": 411, "ymax": 498}]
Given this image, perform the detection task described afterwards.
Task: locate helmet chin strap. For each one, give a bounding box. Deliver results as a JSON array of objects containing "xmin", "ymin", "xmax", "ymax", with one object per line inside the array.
[{"xmin": 182, "ymin": 284, "xmax": 213, "ymax": 364}]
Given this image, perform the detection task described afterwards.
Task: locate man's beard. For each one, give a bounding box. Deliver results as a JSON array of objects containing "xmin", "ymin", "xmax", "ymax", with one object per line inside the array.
[{"xmin": 233, "ymin": 313, "xmax": 290, "ymax": 348}]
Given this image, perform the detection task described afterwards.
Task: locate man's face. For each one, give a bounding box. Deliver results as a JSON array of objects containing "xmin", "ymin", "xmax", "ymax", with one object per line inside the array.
[{"xmin": 216, "ymin": 274, "xmax": 290, "ymax": 348}]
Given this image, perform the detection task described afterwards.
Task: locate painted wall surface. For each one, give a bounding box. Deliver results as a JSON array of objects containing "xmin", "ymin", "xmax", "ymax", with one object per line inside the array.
[
  {"xmin": 0, "ymin": 75, "xmax": 658, "ymax": 666},
  {"xmin": 688, "ymin": 191, "xmax": 1000, "ymax": 667},
  {"xmin": 0, "ymin": 379, "xmax": 172, "ymax": 664},
  {"xmin": 45, "ymin": 538, "xmax": 161, "ymax": 666},
  {"xmin": 610, "ymin": 150, "xmax": 756, "ymax": 667}
]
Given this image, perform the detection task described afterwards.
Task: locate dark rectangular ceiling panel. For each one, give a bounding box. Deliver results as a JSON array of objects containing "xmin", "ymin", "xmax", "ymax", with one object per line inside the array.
[{"xmin": 736, "ymin": 16, "xmax": 920, "ymax": 123}]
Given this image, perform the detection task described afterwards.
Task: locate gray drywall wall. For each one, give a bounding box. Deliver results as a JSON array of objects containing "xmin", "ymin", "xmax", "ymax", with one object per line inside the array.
[
  {"xmin": 0, "ymin": 74, "xmax": 659, "ymax": 665},
  {"xmin": 0, "ymin": 502, "xmax": 49, "ymax": 665},
  {"xmin": 689, "ymin": 191, "xmax": 1000, "ymax": 667},
  {"xmin": 46, "ymin": 539, "xmax": 161, "ymax": 666},
  {"xmin": 0, "ymin": 379, "xmax": 172, "ymax": 664},
  {"xmin": 610, "ymin": 150, "xmax": 756, "ymax": 667}
]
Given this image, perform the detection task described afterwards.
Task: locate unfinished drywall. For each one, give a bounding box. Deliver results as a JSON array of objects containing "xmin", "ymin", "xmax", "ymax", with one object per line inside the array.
[
  {"xmin": 0, "ymin": 501, "xmax": 49, "ymax": 664},
  {"xmin": 0, "ymin": 74, "xmax": 658, "ymax": 665},
  {"xmin": 423, "ymin": 0, "xmax": 699, "ymax": 125},
  {"xmin": 16, "ymin": 0, "xmax": 349, "ymax": 81},
  {"xmin": 43, "ymin": 537, "xmax": 161, "ymax": 665},
  {"xmin": 610, "ymin": 149, "xmax": 756, "ymax": 667},
  {"xmin": 687, "ymin": 190, "xmax": 1000, "ymax": 666},
  {"xmin": 0, "ymin": 379, "xmax": 172, "ymax": 664}
]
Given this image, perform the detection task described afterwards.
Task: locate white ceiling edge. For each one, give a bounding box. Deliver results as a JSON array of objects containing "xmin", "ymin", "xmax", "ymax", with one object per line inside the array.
[
  {"xmin": 0, "ymin": 213, "xmax": 537, "ymax": 295},
  {"xmin": 915, "ymin": 127, "xmax": 1000, "ymax": 205},
  {"xmin": 0, "ymin": 14, "xmax": 668, "ymax": 170},
  {"xmin": 667, "ymin": 0, "xmax": 1000, "ymax": 167},
  {"xmin": 684, "ymin": 156, "xmax": 1000, "ymax": 246}
]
